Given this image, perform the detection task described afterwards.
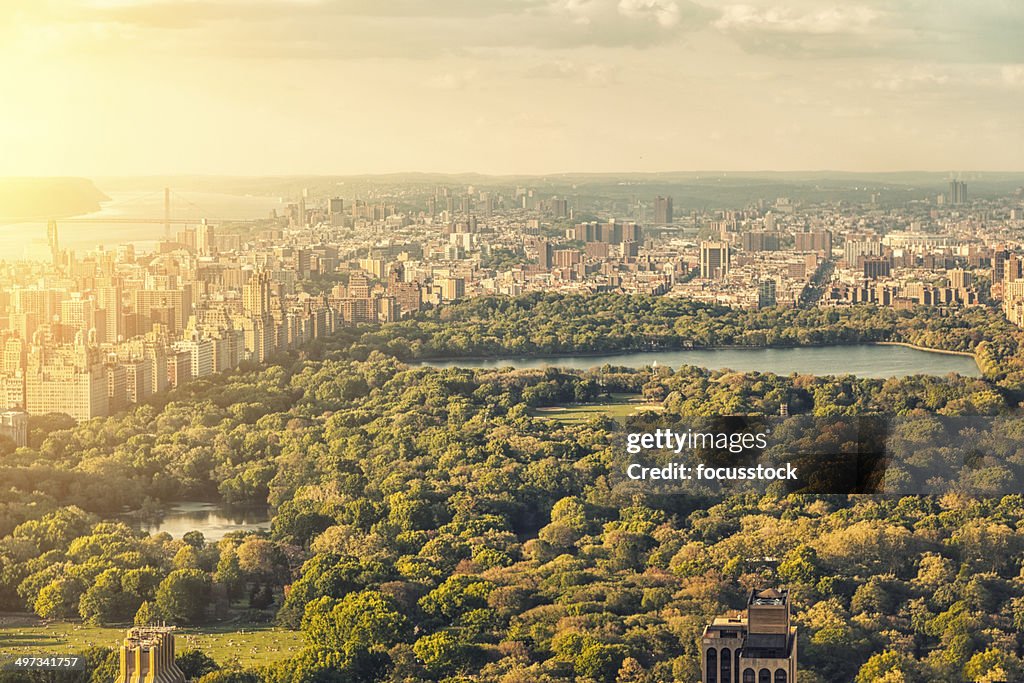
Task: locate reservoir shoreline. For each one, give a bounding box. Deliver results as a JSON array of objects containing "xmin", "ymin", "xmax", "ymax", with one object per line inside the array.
[
  {"xmin": 412, "ymin": 342, "xmax": 982, "ymax": 378},
  {"xmin": 410, "ymin": 340, "xmax": 979, "ymax": 364}
]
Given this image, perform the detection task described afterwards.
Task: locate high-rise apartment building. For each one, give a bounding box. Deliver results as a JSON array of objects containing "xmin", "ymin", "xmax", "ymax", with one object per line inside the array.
[
  {"xmin": 134, "ymin": 288, "xmax": 192, "ymax": 335},
  {"xmin": 441, "ymin": 278, "xmax": 466, "ymax": 302},
  {"xmin": 60, "ymin": 295, "xmax": 95, "ymax": 340},
  {"xmin": 843, "ymin": 239, "xmax": 882, "ymax": 268},
  {"xmin": 794, "ymin": 231, "xmax": 832, "ymax": 255},
  {"xmin": 243, "ymin": 271, "xmax": 273, "ymax": 318},
  {"xmin": 949, "ymin": 180, "xmax": 967, "ymax": 205},
  {"xmin": 742, "ymin": 232, "xmax": 779, "ymax": 252},
  {"xmin": 0, "ymin": 411, "xmax": 28, "ymax": 448},
  {"xmin": 96, "ymin": 284, "xmax": 122, "ymax": 344},
  {"xmin": 347, "ymin": 272, "xmax": 371, "ymax": 299},
  {"xmin": 758, "ymin": 279, "xmax": 777, "ymax": 308},
  {"xmin": 654, "ymin": 195, "xmax": 673, "ymax": 224},
  {"xmin": 25, "ymin": 344, "xmax": 108, "ymax": 421},
  {"xmin": 700, "ymin": 241, "xmax": 731, "ymax": 279}
]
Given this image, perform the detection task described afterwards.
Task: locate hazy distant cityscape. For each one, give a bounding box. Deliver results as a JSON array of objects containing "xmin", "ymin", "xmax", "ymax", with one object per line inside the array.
[{"xmin": 0, "ymin": 173, "xmax": 1020, "ymax": 441}]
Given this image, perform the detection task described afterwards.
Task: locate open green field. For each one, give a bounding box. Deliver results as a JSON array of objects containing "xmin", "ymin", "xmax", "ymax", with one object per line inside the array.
[
  {"xmin": 530, "ymin": 393, "xmax": 662, "ymax": 424},
  {"xmin": 0, "ymin": 614, "xmax": 304, "ymax": 668}
]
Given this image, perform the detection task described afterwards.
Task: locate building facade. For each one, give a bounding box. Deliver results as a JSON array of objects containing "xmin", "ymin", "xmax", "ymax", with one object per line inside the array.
[
  {"xmin": 701, "ymin": 588, "xmax": 797, "ymax": 683},
  {"xmin": 115, "ymin": 627, "xmax": 185, "ymax": 683}
]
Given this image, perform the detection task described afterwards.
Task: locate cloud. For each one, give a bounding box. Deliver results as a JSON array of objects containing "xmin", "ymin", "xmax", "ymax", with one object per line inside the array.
[
  {"xmin": 7, "ymin": 0, "xmax": 712, "ymax": 60},
  {"xmin": 1002, "ymin": 64, "xmax": 1024, "ymax": 87},
  {"xmin": 425, "ymin": 70, "xmax": 480, "ymax": 90},
  {"xmin": 714, "ymin": 4, "xmax": 881, "ymax": 35},
  {"xmin": 525, "ymin": 59, "xmax": 618, "ymax": 85},
  {"xmin": 872, "ymin": 66, "xmax": 951, "ymax": 92},
  {"xmin": 709, "ymin": 0, "xmax": 1024, "ymax": 64},
  {"xmin": 618, "ymin": 0, "xmax": 684, "ymax": 29},
  {"xmin": 829, "ymin": 105, "xmax": 874, "ymax": 118}
]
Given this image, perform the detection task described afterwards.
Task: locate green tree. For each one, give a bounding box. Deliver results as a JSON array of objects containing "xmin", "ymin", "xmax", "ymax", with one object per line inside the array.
[
  {"xmin": 155, "ymin": 569, "xmax": 211, "ymax": 624},
  {"xmin": 79, "ymin": 568, "xmax": 135, "ymax": 625},
  {"xmin": 413, "ymin": 631, "xmax": 473, "ymax": 677},
  {"xmin": 34, "ymin": 577, "xmax": 84, "ymax": 619},
  {"xmin": 964, "ymin": 649, "xmax": 1022, "ymax": 683},
  {"xmin": 303, "ymin": 591, "xmax": 406, "ymax": 650},
  {"xmin": 177, "ymin": 649, "xmax": 220, "ymax": 679}
]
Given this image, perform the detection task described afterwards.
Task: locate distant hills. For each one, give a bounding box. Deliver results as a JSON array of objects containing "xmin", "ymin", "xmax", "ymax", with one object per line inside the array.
[
  {"xmin": 6, "ymin": 171, "xmax": 1018, "ymax": 215},
  {"xmin": 96, "ymin": 171, "xmax": 1024, "ymax": 210},
  {"xmin": 0, "ymin": 178, "xmax": 109, "ymax": 222}
]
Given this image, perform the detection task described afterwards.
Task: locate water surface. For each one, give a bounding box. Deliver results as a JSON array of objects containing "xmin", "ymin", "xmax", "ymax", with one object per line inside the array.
[
  {"xmin": 419, "ymin": 344, "xmax": 980, "ymax": 378},
  {"xmin": 135, "ymin": 502, "xmax": 271, "ymax": 541},
  {"xmin": 0, "ymin": 190, "xmax": 283, "ymax": 261}
]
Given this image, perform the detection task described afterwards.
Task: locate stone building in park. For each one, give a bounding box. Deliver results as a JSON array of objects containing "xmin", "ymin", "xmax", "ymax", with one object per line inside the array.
[
  {"xmin": 114, "ymin": 626, "xmax": 186, "ymax": 683},
  {"xmin": 700, "ymin": 588, "xmax": 798, "ymax": 683}
]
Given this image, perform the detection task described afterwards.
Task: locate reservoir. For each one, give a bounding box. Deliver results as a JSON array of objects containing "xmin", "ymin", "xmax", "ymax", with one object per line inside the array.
[{"xmin": 419, "ymin": 344, "xmax": 980, "ymax": 378}]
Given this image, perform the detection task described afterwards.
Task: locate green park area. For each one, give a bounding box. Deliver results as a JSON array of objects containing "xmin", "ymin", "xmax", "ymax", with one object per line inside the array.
[
  {"xmin": 530, "ymin": 392, "xmax": 662, "ymax": 424},
  {"xmin": 0, "ymin": 614, "xmax": 303, "ymax": 669}
]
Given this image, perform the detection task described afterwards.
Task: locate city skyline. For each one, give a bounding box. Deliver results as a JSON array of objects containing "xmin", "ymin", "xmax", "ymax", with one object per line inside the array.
[{"xmin": 2, "ymin": 0, "xmax": 1023, "ymax": 177}]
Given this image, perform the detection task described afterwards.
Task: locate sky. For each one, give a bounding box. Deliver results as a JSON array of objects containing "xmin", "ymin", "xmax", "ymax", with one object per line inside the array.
[{"xmin": 1, "ymin": 0, "xmax": 1023, "ymax": 176}]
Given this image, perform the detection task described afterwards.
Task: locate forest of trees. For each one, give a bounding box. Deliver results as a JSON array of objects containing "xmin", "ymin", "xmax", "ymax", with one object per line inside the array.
[
  {"xmin": 339, "ymin": 293, "xmax": 1024, "ymax": 391},
  {"xmin": 1, "ymin": 294, "xmax": 1023, "ymax": 682}
]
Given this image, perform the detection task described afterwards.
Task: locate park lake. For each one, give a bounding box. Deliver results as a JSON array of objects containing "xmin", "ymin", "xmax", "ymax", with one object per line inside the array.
[{"xmin": 420, "ymin": 343, "xmax": 980, "ymax": 378}]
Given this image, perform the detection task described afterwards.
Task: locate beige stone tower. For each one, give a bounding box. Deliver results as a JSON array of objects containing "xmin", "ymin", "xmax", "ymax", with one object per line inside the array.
[
  {"xmin": 115, "ymin": 627, "xmax": 186, "ymax": 683},
  {"xmin": 700, "ymin": 588, "xmax": 798, "ymax": 683}
]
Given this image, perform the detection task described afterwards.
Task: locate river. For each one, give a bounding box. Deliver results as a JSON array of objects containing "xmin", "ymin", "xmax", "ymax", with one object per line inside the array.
[
  {"xmin": 0, "ymin": 189, "xmax": 284, "ymax": 261},
  {"xmin": 419, "ymin": 344, "xmax": 980, "ymax": 378}
]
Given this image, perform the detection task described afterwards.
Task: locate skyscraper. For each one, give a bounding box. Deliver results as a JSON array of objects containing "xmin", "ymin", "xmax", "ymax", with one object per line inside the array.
[
  {"xmin": 328, "ymin": 197, "xmax": 345, "ymax": 226},
  {"xmin": 700, "ymin": 241, "xmax": 731, "ymax": 279},
  {"xmin": 47, "ymin": 220, "xmax": 59, "ymax": 267},
  {"xmin": 347, "ymin": 272, "xmax": 371, "ymax": 299},
  {"xmin": 949, "ymin": 179, "xmax": 967, "ymax": 205},
  {"xmin": 295, "ymin": 188, "xmax": 308, "ymax": 228},
  {"xmin": 243, "ymin": 271, "xmax": 273, "ymax": 318},
  {"xmin": 97, "ymin": 284, "xmax": 122, "ymax": 344},
  {"xmin": 758, "ymin": 279, "xmax": 777, "ymax": 308},
  {"xmin": 794, "ymin": 231, "xmax": 833, "ymax": 255},
  {"xmin": 654, "ymin": 196, "xmax": 673, "ymax": 225},
  {"xmin": 537, "ymin": 239, "xmax": 552, "ymax": 269},
  {"xmin": 843, "ymin": 238, "xmax": 882, "ymax": 268},
  {"xmin": 196, "ymin": 220, "xmax": 216, "ymax": 257},
  {"xmin": 134, "ymin": 288, "xmax": 192, "ymax": 334}
]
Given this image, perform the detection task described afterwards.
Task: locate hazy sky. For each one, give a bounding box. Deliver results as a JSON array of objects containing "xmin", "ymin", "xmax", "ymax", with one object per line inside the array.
[{"xmin": 2, "ymin": 0, "xmax": 1023, "ymax": 176}]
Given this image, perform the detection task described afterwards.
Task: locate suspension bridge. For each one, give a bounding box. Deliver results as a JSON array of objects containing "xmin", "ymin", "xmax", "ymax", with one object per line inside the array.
[{"xmin": 7, "ymin": 187, "xmax": 273, "ymax": 239}]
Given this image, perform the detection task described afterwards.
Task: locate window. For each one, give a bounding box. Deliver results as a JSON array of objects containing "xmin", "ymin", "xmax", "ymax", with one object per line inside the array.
[
  {"xmin": 759, "ymin": 669, "xmax": 771, "ymax": 683},
  {"xmin": 775, "ymin": 670, "xmax": 787, "ymax": 683},
  {"xmin": 721, "ymin": 647, "xmax": 731, "ymax": 683},
  {"xmin": 742, "ymin": 669, "xmax": 755, "ymax": 683},
  {"xmin": 707, "ymin": 648, "xmax": 717, "ymax": 683}
]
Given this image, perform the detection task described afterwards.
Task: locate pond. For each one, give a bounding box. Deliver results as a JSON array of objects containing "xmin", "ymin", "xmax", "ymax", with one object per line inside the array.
[{"xmin": 133, "ymin": 502, "xmax": 272, "ymax": 541}]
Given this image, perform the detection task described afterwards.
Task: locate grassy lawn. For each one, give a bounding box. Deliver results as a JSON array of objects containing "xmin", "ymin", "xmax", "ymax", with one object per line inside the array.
[
  {"xmin": 0, "ymin": 614, "xmax": 304, "ymax": 669},
  {"xmin": 531, "ymin": 393, "xmax": 663, "ymax": 424}
]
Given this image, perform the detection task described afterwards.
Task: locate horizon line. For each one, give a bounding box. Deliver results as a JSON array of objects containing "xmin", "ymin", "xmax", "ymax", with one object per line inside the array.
[{"xmin": 72, "ymin": 169, "xmax": 1024, "ymax": 180}]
